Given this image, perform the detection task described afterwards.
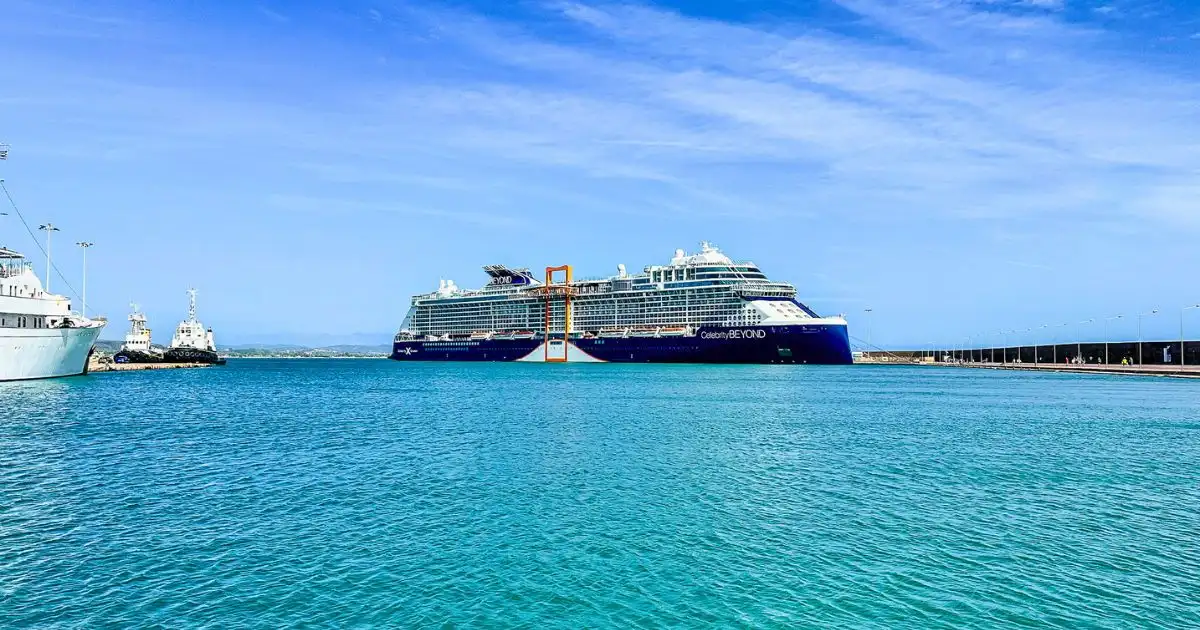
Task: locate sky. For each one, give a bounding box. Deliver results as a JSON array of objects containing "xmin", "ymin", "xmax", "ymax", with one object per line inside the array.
[{"xmin": 1, "ymin": 0, "xmax": 1199, "ymax": 348}]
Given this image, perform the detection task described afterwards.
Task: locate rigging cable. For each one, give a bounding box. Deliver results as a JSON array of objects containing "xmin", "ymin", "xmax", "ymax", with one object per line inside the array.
[{"xmin": 0, "ymin": 179, "xmax": 83, "ymax": 304}]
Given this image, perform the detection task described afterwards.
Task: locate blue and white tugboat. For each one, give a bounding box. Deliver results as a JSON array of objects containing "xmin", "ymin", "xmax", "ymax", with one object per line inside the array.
[{"xmin": 391, "ymin": 243, "xmax": 851, "ymax": 364}]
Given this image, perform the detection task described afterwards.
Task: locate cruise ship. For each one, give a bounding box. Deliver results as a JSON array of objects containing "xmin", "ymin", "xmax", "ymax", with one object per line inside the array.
[
  {"xmin": 0, "ymin": 247, "xmax": 105, "ymax": 380},
  {"xmin": 391, "ymin": 243, "xmax": 851, "ymax": 364}
]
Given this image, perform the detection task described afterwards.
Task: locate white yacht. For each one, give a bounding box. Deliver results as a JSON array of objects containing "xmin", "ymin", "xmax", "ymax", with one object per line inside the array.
[{"xmin": 0, "ymin": 248, "xmax": 106, "ymax": 380}]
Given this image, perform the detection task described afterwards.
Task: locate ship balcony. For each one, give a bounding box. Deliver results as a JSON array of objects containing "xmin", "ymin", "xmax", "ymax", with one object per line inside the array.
[
  {"xmin": 733, "ymin": 283, "xmax": 796, "ymax": 299},
  {"xmin": 531, "ymin": 285, "xmax": 578, "ymax": 298}
]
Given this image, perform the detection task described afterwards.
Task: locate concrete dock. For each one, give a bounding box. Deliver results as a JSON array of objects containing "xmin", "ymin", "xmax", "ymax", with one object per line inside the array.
[
  {"xmin": 938, "ymin": 362, "xmax": 1200, "ymax": 379},
  {"xmin": 88, "ymin": 356, "xmax": 215, "ymax": 373}
]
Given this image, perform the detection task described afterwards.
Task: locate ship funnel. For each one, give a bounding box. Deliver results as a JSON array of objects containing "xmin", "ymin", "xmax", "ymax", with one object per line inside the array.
[{"xmin": 617, "ymin": 263, "xmax": 626, "ymax": 278}]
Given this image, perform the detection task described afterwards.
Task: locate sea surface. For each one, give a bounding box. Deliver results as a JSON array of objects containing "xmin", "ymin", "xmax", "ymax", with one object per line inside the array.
[{"xmin": 2, "ymin": 360, "xmax": 1199, "ymax": 628}]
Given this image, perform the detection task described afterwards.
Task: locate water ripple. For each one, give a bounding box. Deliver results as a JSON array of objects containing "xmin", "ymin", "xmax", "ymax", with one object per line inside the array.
[{"xmin": 1, "ymin": 362, "xmax": 1199, "ymax": 627}]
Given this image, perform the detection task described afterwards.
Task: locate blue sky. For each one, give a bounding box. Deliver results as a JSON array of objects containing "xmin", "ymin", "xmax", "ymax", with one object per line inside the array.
[{"xmin": 2, "ymin": 0, "xmax": 1199, "ymax": 348}]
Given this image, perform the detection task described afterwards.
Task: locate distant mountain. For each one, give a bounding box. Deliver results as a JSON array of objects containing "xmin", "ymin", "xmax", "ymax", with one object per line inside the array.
[
  {"xmin": 217, "ymin": 332, "xmax": 393, "ymax": 347},
  {"xmin": 222, "ymin": 343, "xmax": 391, "ymax": 354},
  {"xmin": 222, "ymin": 343, "xmax": 310, "ymax": 351},
  {"xmin": 95, "ymin": 340, "xmax": 122, "ymax": 353}
]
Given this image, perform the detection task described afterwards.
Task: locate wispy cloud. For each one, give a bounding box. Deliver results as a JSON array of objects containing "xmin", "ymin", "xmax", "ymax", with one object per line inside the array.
[
  {"xmin": 5, "ymin": 0, "xmax": 1199, "ymax": 341},
  {"xmin": 11, "ymin": 1, "xmax": 1200, "ymax": 228},
  {"xmin": 8, "ymin": 0, "xmax": 1200, "ymax": 234},
  {"xmin": 256, "ymin": 6, "xmax": 289, "ymax": 23},
  {"xmin": 368, "ymin": 0, "xmax": 1200, "ymax": 227},
  {"xmin": 266, "ymin": 194, "xmax": 520, "ymax": 229}
]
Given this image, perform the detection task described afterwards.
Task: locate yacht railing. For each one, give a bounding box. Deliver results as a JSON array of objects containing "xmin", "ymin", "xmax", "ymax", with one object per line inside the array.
[{"xmin": 0, "ymin": 262, "xmax": 32, "ymax": 278}]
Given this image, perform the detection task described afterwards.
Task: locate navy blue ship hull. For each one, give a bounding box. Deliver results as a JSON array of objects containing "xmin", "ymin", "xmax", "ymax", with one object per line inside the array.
[{"xmin": 390, "ymin": 324, "xmax": 852, "ymax": 364}]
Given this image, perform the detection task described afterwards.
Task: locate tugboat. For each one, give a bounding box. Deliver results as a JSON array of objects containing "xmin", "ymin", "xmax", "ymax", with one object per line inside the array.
[
  {"xmin": 112, "ymin": 303, "xmax": 165, "ymax": 364},
  {"xmin": 162, "ymin": 288, "xmax": 225, "ymax": 365}
]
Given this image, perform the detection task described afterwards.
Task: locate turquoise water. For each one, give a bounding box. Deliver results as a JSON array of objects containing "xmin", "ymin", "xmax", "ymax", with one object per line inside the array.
[{"xmin": 2, "ymin": 360, "xmax": 1199, "ymax": 628}]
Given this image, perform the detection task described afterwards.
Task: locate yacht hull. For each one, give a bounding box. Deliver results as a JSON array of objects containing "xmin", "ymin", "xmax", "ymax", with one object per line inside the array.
[{"xmin": 0, "ymin": 323, "xmax": 105, "ymax": 381}]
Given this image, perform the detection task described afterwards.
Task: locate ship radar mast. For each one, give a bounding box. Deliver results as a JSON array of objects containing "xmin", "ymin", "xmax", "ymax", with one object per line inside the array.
[{"xmin": 187, "ymin": 288, "xmax": 197, "ymax": 323}]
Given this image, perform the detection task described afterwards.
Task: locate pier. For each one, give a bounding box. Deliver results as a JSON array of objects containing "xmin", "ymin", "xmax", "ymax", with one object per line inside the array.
[
  {"xmin": 858, "ymin": 339, "xmax": 1200, "ymax": 378},
  {"xmin": 88, "ymin": 355, "xmax": 215, "ymax": 373},
  {"xmin": 939, "ymin": 362, "xmax": 1200, "ymax": 378}
]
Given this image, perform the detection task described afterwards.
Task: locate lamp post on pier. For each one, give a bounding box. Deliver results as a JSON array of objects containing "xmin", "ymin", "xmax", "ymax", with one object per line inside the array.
[
  {"xmin": 1078, "ymin": 319, "xmax": 1094, "ymax": 364},
  {"xmin": 864, "ymin": 307, "xmax": 873, "ymax": 356},
  {"xmin": 1036, "ymin": 325, "xmax": 1048, "ymax": 366},
  {"xmin": 38, "ymin": 223, "xmax": 60, "ymax": 293},
  {"xmin": 1183, "ymin": 305, "xmax": 1200, "ymax": 368},
  {"xmin": 1103, "ymin": 315, "xmax": 1123, "ymax": 365},
  {"xmin": 1138, "ymin": 309, "xmax": 1158, "ymax": 366}
]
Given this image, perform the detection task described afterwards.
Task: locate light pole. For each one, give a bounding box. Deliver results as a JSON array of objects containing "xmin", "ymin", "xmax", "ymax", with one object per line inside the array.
[
  {"xmin": 1020, "ymin": 328, "xmax": 1031, "ymax": 364},
  {"xmin": 1078, "ymin": 319, "xmax": 1094, "ymax": 364},
  {"xmin": 1002, "ymin": 330, "xmax": 1010, "ymax": 364},
  {"xmin": 1036, "ymin": 325, "xmax": 1048, "ymax": 366},
  {"xmin": 1138, "ymin": 309, "xmax": 1158, "ymax": 366},
  {"xmin": 1103, "ymin": 315, "xmax": 1123, "ymax": 365},
  {"xmin": 864, "ymin": 307, "xmax": 873, "ymax": 355},
  {"xmin": 1183, "ymin": 305, "xmax": 1200, "ymax": 368},
  {"xmin": 76, "ymin": 242, "xmax": 93, "ymax": 316},
  {"xmin": 38, "ymin": 223, "xmax": 60, "ymax": 293}
]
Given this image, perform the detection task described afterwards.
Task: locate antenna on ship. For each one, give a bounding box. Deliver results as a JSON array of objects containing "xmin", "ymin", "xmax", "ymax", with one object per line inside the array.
[{"xmin": 187, "ymin": 287, "xmax": 197, "ymax": 323}]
